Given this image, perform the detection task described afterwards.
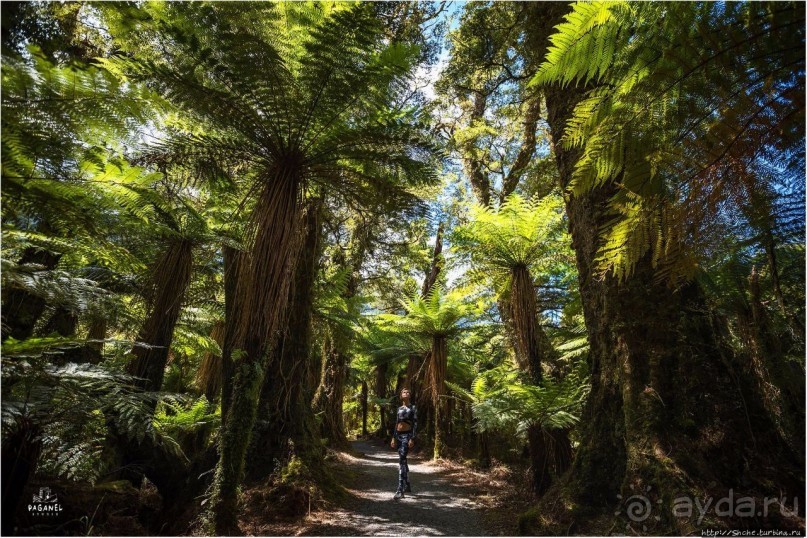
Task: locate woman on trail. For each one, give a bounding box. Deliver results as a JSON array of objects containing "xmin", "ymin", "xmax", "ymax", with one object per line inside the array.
[{"xmin": 390, "ymin": 387, "xmax": 417, "ymax": 499}]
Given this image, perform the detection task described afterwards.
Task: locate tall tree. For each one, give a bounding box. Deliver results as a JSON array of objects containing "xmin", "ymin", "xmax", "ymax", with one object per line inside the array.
[
  {"xmin": 103, "ymin": 4, "xmax": 438, "ymax": 532},
  {"xmin": 523, "ymin": 2, "xmax": 805, "ymax": 533},
  {"xmin": 453, "ymin": 193, "xmax": 576, "ymax": 492},
  {"xmin": 380, "ymin": 287, "xmax": 475, "ymax": 459},
  {"xmin": 248, "ymin": 199, "xmax": 324, "ymax": 479},
  {"xmin": 438, "ymin": 2, "xmax": 576, "ymax": 494}
]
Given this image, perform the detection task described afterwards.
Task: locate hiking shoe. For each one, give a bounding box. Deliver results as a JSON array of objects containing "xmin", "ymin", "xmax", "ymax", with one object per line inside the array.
[
  {"xmin": 394, "ymin": 490, "xmax": 404, "ymax": 500},
  {"xmin": 404, "ymin": 482, "xmax": 411, "ymax": 493}
]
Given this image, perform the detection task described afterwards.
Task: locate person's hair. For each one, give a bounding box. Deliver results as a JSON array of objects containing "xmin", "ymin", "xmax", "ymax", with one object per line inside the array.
[{"xmin": 400, "ymin": 387, "xmax": 411, "ymax": 394}]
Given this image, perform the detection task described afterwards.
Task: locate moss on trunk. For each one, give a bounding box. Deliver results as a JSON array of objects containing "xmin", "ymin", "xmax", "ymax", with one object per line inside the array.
[
  {"xmin": 248, "ymin": 200, "xmax": 324, "ymax": 479},
  {"xmin": 211, "ymin": 360, "xmax": 265, "ymax": 535},
  {"xmin": 212, "ymin": 164, "xmax": 302, "ymax": 535},
  {"xmin": 314, "ymin": 338, "xmax": 348, "ymax": 447},
  {"xmin": 220, "ymin": 246, "xmax": 244, "ymax": 428},
  {"xmin": 519, "ymin": 4, "xmax": 803, "ymax": 532}
]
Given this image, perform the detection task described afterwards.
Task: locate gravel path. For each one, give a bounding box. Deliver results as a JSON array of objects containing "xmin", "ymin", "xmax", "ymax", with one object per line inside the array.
[{"xmin": 303, "ymin": 440, "xmax": 489, "ymax": 536}]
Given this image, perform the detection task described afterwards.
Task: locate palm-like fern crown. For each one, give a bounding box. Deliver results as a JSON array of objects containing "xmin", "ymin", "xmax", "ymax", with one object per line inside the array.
[
  {"xmin": 533, "ymin": 1, "xmax": 805, "ymax": 284},
  {"xmin": 2, "ymin": 43, "xmax": 159, "ymax": 238},
  {"xmin": 1, "ymin": 41, "xmax": 210, "ymax": 327},
  {"xmin": 103, "ymin": 2, "xmax": 439, "ymax": 205},
  {"xmin": 379, "ymin": 285, "xmax": 475, "ymax": 342},
  {"xmin": 452, "ymin": 193, "xmax": 570, "ymax": 291}
]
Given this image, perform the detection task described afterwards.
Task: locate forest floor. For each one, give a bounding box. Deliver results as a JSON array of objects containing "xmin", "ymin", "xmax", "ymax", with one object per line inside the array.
[{"xmin": 240, "ymin": 438, "xmax": 528, "ymax": 536}]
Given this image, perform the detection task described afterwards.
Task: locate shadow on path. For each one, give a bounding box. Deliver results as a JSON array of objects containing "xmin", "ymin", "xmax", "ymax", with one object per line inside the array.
[{"xmin": 303, "ymin": 440, "xmax": 488, "ymax": 536}]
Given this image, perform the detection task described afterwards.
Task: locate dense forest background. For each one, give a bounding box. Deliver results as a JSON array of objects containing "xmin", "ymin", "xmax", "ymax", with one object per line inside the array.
[{"xmin": 1, "ymin": 1, "xmax": 804, "ymax": 536}]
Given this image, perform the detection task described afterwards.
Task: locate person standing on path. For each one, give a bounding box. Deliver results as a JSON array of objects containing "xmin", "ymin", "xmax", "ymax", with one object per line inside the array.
[{"xmin": 390, "ymin": 387, "xmax": 417, "ymax": 499}]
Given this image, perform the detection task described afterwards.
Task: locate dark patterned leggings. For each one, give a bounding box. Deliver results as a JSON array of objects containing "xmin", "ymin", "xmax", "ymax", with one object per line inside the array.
[{"xmin": 394, "ymin": 432, "xmax": 412, "ymax": 490}]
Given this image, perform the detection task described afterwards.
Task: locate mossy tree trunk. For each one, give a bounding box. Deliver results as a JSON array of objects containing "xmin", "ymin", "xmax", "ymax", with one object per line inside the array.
[
  {"xmin": 248, "ymin": 200, "xmax": 323, "ymax": 479},
  {"xmin": 212, "ymin": 165, "xmax": 302, "ymax": 535},
  {"xmin": 212, "ymin": 360, "xmax": 265, "ymax": 535},
  {"xmin": 220, "ymin": 245, "xmax": 244, "ymax": 428},
  {"xmin": 314, "ymin": 336, "xmax": 349, "ymax": 447},
  {"xmin": 521, "ymin": 4, "xmax": 802, "ymax": 532}
]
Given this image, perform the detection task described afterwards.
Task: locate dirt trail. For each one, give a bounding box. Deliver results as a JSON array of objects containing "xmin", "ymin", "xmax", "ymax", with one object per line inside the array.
[{"xmin": 302, "ymin": 439, "xmax": 490, "ymax": 536}]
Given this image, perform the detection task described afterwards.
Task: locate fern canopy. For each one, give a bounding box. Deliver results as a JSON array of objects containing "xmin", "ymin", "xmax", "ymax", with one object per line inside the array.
[
  {"xmin": 533, "ymin": 1, "xmax": 805, "ymax": 284},
  {"xmin": 101, "ymin": 2, "xmax": 440, "ymax": 209},
  {"xmin": 452, "ymin": 192, "xmax": 574, "ymax": 295}
]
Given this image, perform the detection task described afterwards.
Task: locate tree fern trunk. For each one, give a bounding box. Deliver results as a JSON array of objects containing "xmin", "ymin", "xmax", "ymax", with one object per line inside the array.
[
  {"xmin": 479, "ymin": 429, "xmax": 491, "ymax": 468},
  {"xmin": 1, "ymin": 247, "xmax": 62, "ymax": 341},
  {"xmin": 212, "ymin": 164, "xmax": 302, "ymax": 535},
  {"xmin": 102, "ymin": 238, "xmax": 194, "ymax": 495},
  {"xmin": 220, "ymin": 245, "xmax": 244, "ymax": 428},
  {"xmin": 360, "ymin": 380, "xmax": 368, "ymax": 436},
  {"xmin": 510, "ymin": 264, "xmax": 567, "ymax": 495},
  {"xmin": 374, "ymin": 363, "xmax": 388, "ymax": 438},
  {"xmin": 521, "ymin": 5, "xmax": 802, "ymax": 531},
  {"xmin": 765, "ymin": 238, "xmax": 804, "ymax": 342},
  {"xmin": 1, "ymin": 419, "xmax": 42, "ymax": 536},
  {"xmin": 40, "ymin": 306, "xmax": 78, "ymax": 337},
  {"xmin": 432, "ymin": 398, "xmax": 445, "ymax": 460},
  {"xmin": 313, "ymin": 337, "xmax": 348, "ymax": 447},
  {"xmin": 127, "ymin": 238, "xmax": 194, "ymax": 393},
  {"xmin": 39, "ymin": 306, "xmax": 81, "ymax": 364},
  {"xmin": 197, "ymin": 321, "xmax": 226, "ymax": 404},
  {"xmin": 248, "ymin": 200, "xmax": 323, "ymax": 479},
  {"xmin": 429, "ymin": 335, "xmax": 447, "ymax": 460},
  {"xmin": 737, "ymin": 267, "xmax": 804, "ymax": 457},
  {"xmin": 212, "ymin": 360, "xmax": 265, "ymax": 535},
  {"xmin": 83, "ymin": 316, "xmax": 106, "ymax": 364}
]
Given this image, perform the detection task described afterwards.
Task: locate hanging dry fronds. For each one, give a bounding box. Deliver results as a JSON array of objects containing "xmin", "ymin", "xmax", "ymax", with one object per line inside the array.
[{"xmin": 195, "ymin": 320, "xmax": 226, "ymax": 401}]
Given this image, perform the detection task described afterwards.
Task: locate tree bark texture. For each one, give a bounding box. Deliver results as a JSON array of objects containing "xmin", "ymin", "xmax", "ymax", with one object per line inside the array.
[
  {"xmin": 520, "ymin": 3, "xmax": 802, "ymax": 532},
  {"xmin": 127, "ymin": 238, "xmax": 194, "ymax": 393},
  {"xmin": 247, "ymin": 200, "xmax": 323, "ymax": 479},
  {"xmin": 314, "ymin": 336, "xmax": 348, "ymax": 447},
  {"xmin": 212, "ymin": 165, "xmax": 302, "ymax": 535}
]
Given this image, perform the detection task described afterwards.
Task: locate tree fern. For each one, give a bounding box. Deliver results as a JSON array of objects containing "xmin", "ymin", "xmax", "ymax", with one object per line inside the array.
[
  {"xmin": 533, "ymin": 1, "xmax": 805, "ymax": 284},
  {"xmin": 452, "ymin": 192, "xmax": 574, "ymax": 295},
  {"xmin": 447, "ymin": 358, "xmax": 590, "ymax": 435}
]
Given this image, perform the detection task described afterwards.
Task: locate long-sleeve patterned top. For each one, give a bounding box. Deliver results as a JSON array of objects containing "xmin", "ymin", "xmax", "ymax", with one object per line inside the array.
[{"xmin": 393, "ymin": 403, "xmax": 417, "ymax": 439}]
